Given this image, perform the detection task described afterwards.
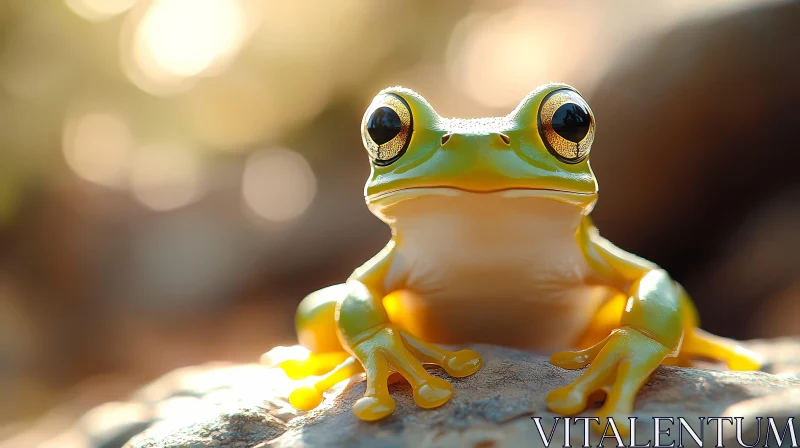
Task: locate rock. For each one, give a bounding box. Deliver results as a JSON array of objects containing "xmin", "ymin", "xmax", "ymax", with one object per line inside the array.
[
  {"xmin": 121, "ymin": 340, "xmax": 800, "ymax": 448},
  {"xmin": 79, "ymin": 401, "xmax": 154, "ymax": 448}
]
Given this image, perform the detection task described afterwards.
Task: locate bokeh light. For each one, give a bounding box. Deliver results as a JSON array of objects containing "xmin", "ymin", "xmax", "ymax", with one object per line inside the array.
[
  {"xmin": 130, "ymin": 144, "xmax": 203, "ymax": 211},
  {"xmin": 242, "ymin": 148, "xmax": 317, "ymax": 223},
  {"xmin": 124, "ymin": 0, "xmax": 246, "ymax": 95},
  {"xmin": 65, "ymin": 0, "xmax": 138, "ymax": 21},
  {"xmin": 446, "ymin": 5, "xmax": 597, "ymax": 109},
  {"xmin": 62, "ymin": 112, "xmax": 133, "ymax": 187}
]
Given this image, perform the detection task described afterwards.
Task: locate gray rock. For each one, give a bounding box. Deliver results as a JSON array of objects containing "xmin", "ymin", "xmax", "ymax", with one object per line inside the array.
[{"xmin": 124, "ymin": 340, "xmax": 800, "ymax": 448}]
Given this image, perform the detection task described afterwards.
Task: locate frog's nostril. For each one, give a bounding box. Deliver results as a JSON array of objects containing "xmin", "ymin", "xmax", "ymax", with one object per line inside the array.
[
  {"xmin": 441, "ymin": 133, "xmax": 453, "ymax": 146},
  {"xmin": 498, "ymin": 133, "xmax": 511, "ymax": 145}
]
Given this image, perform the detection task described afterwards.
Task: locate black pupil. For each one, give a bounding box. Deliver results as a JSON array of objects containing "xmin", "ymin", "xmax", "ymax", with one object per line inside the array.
[
  {"xmin": 367, "ymin": 107, "xmax": 402, "ymax": 145},
  {"xmin": 552, "ymin": 103, "xmax": 591, "ymax": 143}
]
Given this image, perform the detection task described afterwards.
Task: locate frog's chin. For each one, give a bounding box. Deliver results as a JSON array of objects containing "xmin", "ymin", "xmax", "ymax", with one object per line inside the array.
[{"xmin": 366, "ymin": 186, "xmax": 597, "ymax": 215}]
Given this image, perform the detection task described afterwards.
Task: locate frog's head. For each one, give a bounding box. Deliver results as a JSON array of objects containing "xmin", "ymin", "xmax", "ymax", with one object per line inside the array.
[{"xmin": 362, "ymin": 84, "xmax": 598, "ymax": 223}]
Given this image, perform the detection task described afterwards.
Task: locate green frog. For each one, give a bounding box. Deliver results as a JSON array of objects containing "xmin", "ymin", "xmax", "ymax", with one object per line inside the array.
[{"xmin": 280, "ymin": 84, "xmax": 760, "ymax": 434}]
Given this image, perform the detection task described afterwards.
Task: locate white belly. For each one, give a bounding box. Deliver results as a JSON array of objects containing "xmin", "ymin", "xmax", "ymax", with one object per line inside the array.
[{"xmin": 383, "ymin": 194, "xmax": 609, "ymax": 349}]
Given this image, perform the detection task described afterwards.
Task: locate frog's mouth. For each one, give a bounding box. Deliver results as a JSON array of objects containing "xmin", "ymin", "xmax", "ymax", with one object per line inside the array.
[{"xmin": 366, "ymin": 186, "xmax": 597, "ymax": 209}]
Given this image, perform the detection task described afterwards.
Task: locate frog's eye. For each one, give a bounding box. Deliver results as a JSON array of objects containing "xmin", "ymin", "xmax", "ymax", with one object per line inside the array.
[
  {"xmin": 361, "ymin": 93, "xmax": 413, "ymax": 166},
  {"xmin": 537, "ymin": 89, "xmax": 594, "ymax": 164}
]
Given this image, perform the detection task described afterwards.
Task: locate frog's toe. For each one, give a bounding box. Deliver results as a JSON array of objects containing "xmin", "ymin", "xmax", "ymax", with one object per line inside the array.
[
  {"xmin": 726, "ymin": 347, "xmax": 761, "ymax": 371},
  {"xmin": 280, "ymin": 360, "xmax": 309, "ymax": 380},
  {"xmin": 546, "ymin": 386, "xmax": 589, "ymax": 416},
  {"xmin": 547, "ymin": 327, "xmax": 670, "ymax": 431},
  {"xmin": 413, "ymin": 376, "xmax": 453, "ymax": 408},
  {"xmin": 546, "ymin": 337, "xmax": 617, "ymax": 415},
  {"xmin": 550, "ymin": 354, "xmax": 584, "ymax": 370},
  {"xmin": 681, "ymin": 329, "xmax": 761, "ymax": 371},
  {"xmin": 353, "ymin": 395, "xmax": 396, "ymax": 421},
  {"xmin": 399, "ymin": 332, "xmax": 483, "ymax": 378},
  {"xmin": 445, "ymin": 350, "xmax": 482, "ymax": 377},
  {"xmin": 550, "ymin": 333, "xmax": 610, "ymax": 371},
  {"xmin": 289, "ymin": 385, "xmax": 323, "ymax": 411},
  {"xmin": 286, "ymin": 356, "xmax": 363, "ymax": 412},
  {"xmin": 280, "ymin": 351, "xmax": 350, "ymax": 380}
]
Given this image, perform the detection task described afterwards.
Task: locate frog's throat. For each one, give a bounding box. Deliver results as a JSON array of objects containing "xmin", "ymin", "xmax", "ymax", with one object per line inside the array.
[{"xmin": 366, "ymin": 187, "xmax": 598, "ymax": 213}]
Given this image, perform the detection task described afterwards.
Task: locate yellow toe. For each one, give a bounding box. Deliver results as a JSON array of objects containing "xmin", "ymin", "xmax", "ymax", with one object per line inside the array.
[
  {"xmin": 413, "ymin": 377, "xmax": 454, "ymax": 409},
  {"xmin": 444, "ymin": 350, "xmax": 482, "ymax": 378},
  {"xmin": 280, "ymin": 360, "xmax": 311, "ymax": 380},
  {"xmin": 550, "ymin": 351, "xmax": 590, "ymax": 370},
  {"xmin": 289, "ymin": 386, "xmax": 323, "ymax": 411},
  {"xmin": 550, "ymin": 333, "xmax": 610, "ymax": 370},
  {"xmin": 546, "ymin": 386, "xmax": 588, "ymax": 415},
  {"xmin": 353, "ymin": 395, "xmax": 396, "ymax": 421},
  {"xmin": 727, "ymin": 346, "xmax": 762, "ymax": 371}
]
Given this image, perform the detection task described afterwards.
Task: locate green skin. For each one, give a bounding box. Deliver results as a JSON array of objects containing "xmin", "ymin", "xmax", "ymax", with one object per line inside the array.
[{"xmin": 286, "ymin": 83, "xmax": 761, "ymax": 433}]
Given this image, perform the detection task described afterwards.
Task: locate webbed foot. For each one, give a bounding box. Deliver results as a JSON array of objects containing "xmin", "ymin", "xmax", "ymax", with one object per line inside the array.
[
  {"xmin": 348, "ymin": 326, "xmax": 482, "ymax": 420},
  {"xmin": 547, "ymin": 327, "xmax": 671, "ymax": 436}
]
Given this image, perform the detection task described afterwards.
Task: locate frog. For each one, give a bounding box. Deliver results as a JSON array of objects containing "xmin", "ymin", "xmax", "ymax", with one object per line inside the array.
[{"xmin": 280, "ymin": 83, "xmax": 761, "ymax": 434}]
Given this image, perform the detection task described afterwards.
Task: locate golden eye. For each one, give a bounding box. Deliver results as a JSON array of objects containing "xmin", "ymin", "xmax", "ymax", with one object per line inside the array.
[
  {"xmin": 537, "ymin": 89, "xmax": 594, "ymax": 163},
  {"xmin": 361, "ymin": 93, "xmax": 413, "ymax": 165}
]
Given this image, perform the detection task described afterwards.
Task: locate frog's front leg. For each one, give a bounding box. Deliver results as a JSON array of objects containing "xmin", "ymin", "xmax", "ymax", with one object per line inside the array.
[
  {"xmin": 546, "ymin": 218, "xmax": 759, "ymax": 435},
  {"xmin": 547, "ymin": 269, "xmax": 681, "ymax": 433},
  {"xmin": 284, "ymin": 282, "xmax": 481, "ymax": 418},
  {"xmin": 337, "ymin": 281, "xmax": 482, "ymax": 420},
  {"xmin": 286, "ymin": 243, "xmax": 482, "ymax": 420}
]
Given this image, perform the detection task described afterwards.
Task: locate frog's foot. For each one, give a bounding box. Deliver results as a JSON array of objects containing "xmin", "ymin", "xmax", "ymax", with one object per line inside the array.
[
  {"xmin": 547, "ymin": 327, "xmax": 671, "ymax": 436},
  {"xmin": 679, "ymin": 328, "xmax": 761, "ymax": 371},
  {"xmin": 280, "ymin": 351, "xmax": 350, "ymax": 380},
  {"xmin": 288, "ymin": 356, "xmax": 363, "ymax": 411},
  {"xmin": 349, "ymin": 326, "xmax": 482, "ymax": 421}
]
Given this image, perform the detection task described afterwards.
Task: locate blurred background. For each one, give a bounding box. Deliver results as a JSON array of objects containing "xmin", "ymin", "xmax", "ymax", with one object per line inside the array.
[{"xmin": 0, "ymin": 0, "xmax": 798, "ymax": 445}]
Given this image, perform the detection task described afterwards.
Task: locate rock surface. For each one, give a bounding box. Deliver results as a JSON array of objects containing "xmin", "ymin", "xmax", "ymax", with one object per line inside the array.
[{"xmin": 116, "ymin": 339, "xmax": 800, "ymax": 448}]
